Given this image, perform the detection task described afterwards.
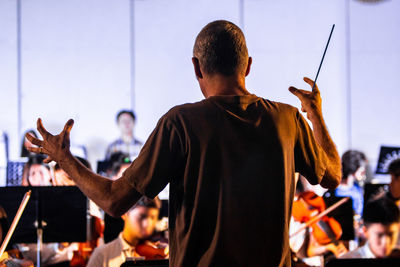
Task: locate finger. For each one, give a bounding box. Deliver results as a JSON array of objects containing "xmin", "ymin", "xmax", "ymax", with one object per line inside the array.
[
  {"xmin": 303, "ymin": 77, "xmax": 319, "ymax": 93},
  {"xmin": 26, "ymin": 146, "xmax": 42, "ymax": 154},
  {"xmin": 25, "ymin": 133, "xmax": 43, "ymax": 146},
  {"xmin": 289, "ymin": 86, "xmax": 309, "ymax": 99},
  {"xmin": 43, "ymin": 156, "xmax": 54, "ymax": 164},
  {"xmin": 62, "ymin": 119, "xmax": 74, "ymax": 140},
  {"xmin": 37, "ymin": 118, "xmax": 51, "ymax": 139}
]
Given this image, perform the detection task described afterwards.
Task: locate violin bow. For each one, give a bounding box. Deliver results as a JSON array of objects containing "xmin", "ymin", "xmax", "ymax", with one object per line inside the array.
[
  {"xmin": 0, "ymin": 190, "xmax": 31, "ymax": 258},
  {"xmin": 311, "ymin": 24, "xmax": 335, "ymax": 90},
  {"xmin": 290, "ymin": 196, "xmax": 349, "ymax": 238}
]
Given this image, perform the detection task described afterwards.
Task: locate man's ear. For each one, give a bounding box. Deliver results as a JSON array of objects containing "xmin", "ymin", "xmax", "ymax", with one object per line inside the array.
[
  {"xmin": 245, "ymin": 57, "xmax": 252, "ymax": 77},
  {"xmin": 362, "ymin": 225, "xmax": 368, "ymax": 237},
  {"xmin": 192, "ymin": 57, "xmax": 203, "ymax": 79}
]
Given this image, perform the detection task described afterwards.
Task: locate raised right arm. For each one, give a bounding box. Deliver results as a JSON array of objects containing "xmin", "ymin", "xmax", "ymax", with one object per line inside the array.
[
  {"xmin": 26, "ymin": 118, "xmax": 141, "ymax": 217},
  {"xmin": 289, "ymin": 77, "xmax": 341, "ymax": 189}
]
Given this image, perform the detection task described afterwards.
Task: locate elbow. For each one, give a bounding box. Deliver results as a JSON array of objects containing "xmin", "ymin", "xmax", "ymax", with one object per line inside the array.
[
  {"xmin": 104, "ymin": 195, "xmax": 127, "ymax": 218},
  {"xmin": 320, "ymin": 173, "xmax": 341, "ymax": 189},
  {"xmin": 103, "ymin": 181, "xmax": 143, "ymax": 218}
]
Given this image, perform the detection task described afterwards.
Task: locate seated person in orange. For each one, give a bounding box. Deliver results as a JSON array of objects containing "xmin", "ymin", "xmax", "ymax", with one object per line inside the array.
[
  {"xmin": 340, "ymin": 197, "xmax": 400, "ymax": 258},
  {"xmin": 87, "ymin": 197, "xmax": 167, "ymax": 267}
]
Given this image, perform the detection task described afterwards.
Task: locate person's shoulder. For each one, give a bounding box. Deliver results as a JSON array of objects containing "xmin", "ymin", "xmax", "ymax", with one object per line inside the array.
[
  {"xmin": 107, "ymin": 138, "xmax": 124, "ymax": 147},
  {"xmin": 259, "ymin": 98, "xmax": 299, "ymax": 118},
  {"xmin": 339, "ymin": 247, "xmax": 363, "ymax": 259},
  {"xmin": 161, "ymin": 100, "xmax": 209, "ymax": 122},
  {"xmin": 92, "ymin": 236, "xmax": 121, "ymax": 255}
]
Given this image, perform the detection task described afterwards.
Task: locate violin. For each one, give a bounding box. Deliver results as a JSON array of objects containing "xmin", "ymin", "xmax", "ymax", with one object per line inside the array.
[
  {"xmin": 0, "ymin": 249, "xmax": 33, "ymax": 267},
  {"xmin": 70, "ymin": 215, "xmax": 104, "ymax": 267},
  {"xmin": 292, "ymin": 191, "xmax": 343, "ymax": 246},
  {"xmin": 135, "ymin": 240, "xmax": 169, "ymax": 260}
]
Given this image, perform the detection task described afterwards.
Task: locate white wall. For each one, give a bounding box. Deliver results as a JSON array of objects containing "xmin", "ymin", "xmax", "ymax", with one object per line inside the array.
[
  {"xmin": 349, "ymin": 0, "xmax": 400, "ymax": 171},
  {"xmin": 0, "ymin": 0, "xmax": 399, "ymax": 181},
  {"xmin": 0, "ymin": 0, "xmax": 18, "ymax": 161}
]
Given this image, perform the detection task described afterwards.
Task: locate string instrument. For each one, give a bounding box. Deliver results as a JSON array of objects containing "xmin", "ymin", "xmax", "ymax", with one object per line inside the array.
[
  {"xmin": 135, "ymin": 240, "xmax": 169, "ymax": 260},
  {"xmin": 70, "ymin": 215, "xmax": 104, "ymax": 267},
  {"xmin": 292, "ymin": 191, "xmax": 349, "ymax": 246}
]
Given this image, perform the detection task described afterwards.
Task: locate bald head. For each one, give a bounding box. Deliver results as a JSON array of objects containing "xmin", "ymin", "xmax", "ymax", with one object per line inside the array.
[{"xmin": 193, "ymin": 20, "xmax": 249, "ymax": 76}]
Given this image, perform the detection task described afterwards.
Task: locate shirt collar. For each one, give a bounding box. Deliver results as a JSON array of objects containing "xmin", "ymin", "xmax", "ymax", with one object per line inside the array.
[
  {"xmin": 362, "ymin": 242, "xmax": 377, "ymax": 258},
  {"xmin": 118, "ymin": 232, "xmax": 135, "ymax": 252}
]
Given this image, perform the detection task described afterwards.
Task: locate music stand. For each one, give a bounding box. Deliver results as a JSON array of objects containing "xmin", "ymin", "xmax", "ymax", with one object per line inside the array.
[
  {"xmin": 364, "ymin": 183, "xmax": 389, "ymax": 204},
  {"xmin": 326, "ymin": 258, "xmax": 400, "ymax": 267},
  {"xmin": 0, "ymin": 186, "xmax": 87, "ymax": 266},
  {"xmin": 121, "ymin": 259, "xmax": 169, "ymax": 267},
  {"xmin": 323, "ymin": 194, "xmax": 355, "ymax": 240}
]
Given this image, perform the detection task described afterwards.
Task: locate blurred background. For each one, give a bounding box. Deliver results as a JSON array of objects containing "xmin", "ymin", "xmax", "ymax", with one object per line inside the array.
[{"xmin": 1, "ymin": 0, "xmax": 399, "ymax": 184}]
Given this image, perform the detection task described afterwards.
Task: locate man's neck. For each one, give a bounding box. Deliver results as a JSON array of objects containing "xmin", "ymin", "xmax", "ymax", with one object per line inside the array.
[
  {"xmin": 201, "ymin": 73, "xmax": 250, "ymax": 98},
  {"xmin": 122, "ymin": 231, "xmax": 140, "ymax": 247}
]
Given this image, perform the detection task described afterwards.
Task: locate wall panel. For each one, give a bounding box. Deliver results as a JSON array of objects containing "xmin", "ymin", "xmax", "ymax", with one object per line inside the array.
[{"xmin": 19, "ymin": 0, "xmax": 132, "ymax": 164}]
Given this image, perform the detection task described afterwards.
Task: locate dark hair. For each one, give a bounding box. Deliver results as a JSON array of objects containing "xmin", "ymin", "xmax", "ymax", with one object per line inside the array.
[
  {"xmin": 388, "ymin": 158, "xmax": 400, "ymax": 175},
  {"xmin": 116, "ymin": 110, "xmax": 136, "ymax": 123},
  {"xmin": 107, "ymin": 152, "xmax": 131, "ymax": 176},
  {"xmin": 193, "ymin": 20, "xmax": 249, "ymax": 76},
  {"xmin": 295, "ymin": 176, "xmax": 305, "ymax": 194},
  {"xmin": 21, "ymin": 130, "xmax": 38, "ymax": 157},
  {"xmin": 363, "ymin": 197, "xmax": 400, "ymax": 227},
  {"xmin": 341, "ymin": 150, "xmax": 366, "ymax": 180},
  {"xmin": 54, "ymin": 156, "xmax": 91, "ymax": 171},
  {"xmin": 130, "ymin": 196, "xmax": 161, "ymax": 211}
]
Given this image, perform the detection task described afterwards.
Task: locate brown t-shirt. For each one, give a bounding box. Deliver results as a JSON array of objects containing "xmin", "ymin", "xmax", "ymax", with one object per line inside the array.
[{"xmin": 121, "ymin": 94, "xmax": 326, "ymax": 267}]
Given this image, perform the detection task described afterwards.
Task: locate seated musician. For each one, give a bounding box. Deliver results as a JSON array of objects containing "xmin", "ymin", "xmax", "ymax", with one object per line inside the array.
[
  {"xmin": 291, "ymin": 175, "xmax": 347, "ymax": 266},
  {"xmin": 87, "ymin": 196, "xmax": 168, "ymax": 267},
  {"xmin": 0, "ymin": 206, "xmax": 34, "ymax": 267},
  {"xmin": 386, "ymin": 158, "xmax": 400, "ymax": 202},
  {"xmin": 21, "ymin": 155, "xmax": 52, "ymax": 186},
  {"xmin": 340, "ymin": 197, "xmax": 400, "ymax": 259}
]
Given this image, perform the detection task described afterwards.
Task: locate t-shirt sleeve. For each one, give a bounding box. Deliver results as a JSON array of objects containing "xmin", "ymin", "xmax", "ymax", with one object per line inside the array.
[
  {"xmin": 294, "ymin": 110, "xmax": 327, "ymax": 185},
  {"xmin": 120, "ymin": 114, "xmax": 185, "ymax": 198}
]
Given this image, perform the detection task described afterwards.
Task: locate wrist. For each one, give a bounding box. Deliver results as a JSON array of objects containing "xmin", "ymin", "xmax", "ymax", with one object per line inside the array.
[{"xmin": 58, "ymin": 150, "xmax": 74, "ymax": 166}]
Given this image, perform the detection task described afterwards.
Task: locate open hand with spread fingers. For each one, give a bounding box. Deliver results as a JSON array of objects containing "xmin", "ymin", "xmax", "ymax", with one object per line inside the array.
[
  {"xmin": 289, "ymin": 77, "xmax": 322, "ymax": 121},
  {"xmin": 25, "ymin": 118, "xmax": 74, "ymax": 164}
]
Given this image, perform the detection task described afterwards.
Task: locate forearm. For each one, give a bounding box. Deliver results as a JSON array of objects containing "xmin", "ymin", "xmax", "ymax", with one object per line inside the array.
[
  {"xmin": 58, "ymin": 152, "xmax": 141, "ymax": 217},
  {"xmin": 309, "ymin": 113, "xmax": 341, "ymax": 189}
]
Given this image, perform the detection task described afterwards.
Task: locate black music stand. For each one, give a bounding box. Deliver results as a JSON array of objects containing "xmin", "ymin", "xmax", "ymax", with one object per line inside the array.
[
  {"xmin": 364, "ymin": 183, "xmax": 390, "ymax": 204},
  {"xmin": 323, "ymin": 193, "xmax": 355, "ymax": 241},
  {"xmin": 0, "ymin": 186, "xmax": 87, "ymax": 266},
  {"xmin": 121, "ymin": 259, "xmax": 169, "ymax": 267},
  {"xmin": 326, "ymin": 258, "xmax": 400, "ymax": 267}
]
